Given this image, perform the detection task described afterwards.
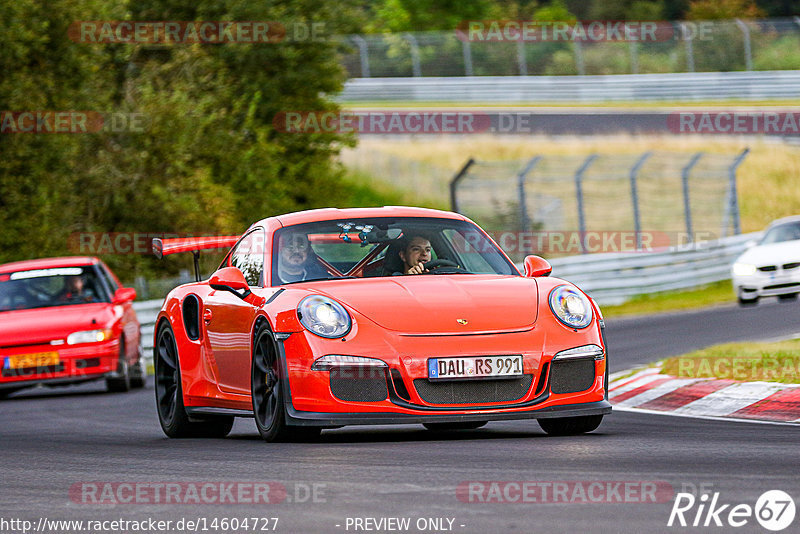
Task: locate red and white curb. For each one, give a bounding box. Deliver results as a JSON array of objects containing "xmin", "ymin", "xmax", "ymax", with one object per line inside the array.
[{"xmin": 608, "ymin": 367, "xmax": 800, "ymax": 424}]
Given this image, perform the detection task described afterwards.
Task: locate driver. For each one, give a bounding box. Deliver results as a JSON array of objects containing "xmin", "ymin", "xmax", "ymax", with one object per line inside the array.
[
  {"xmin": 277, "ymin": 232, "xmax": 329, "ymax": 283},
  {"xmin": 398, "ymin": 235, "xmax": 432, "ymax": 275},
  {"xmin": 58, "ymin": 275, "xmax": 94, "ymax": 303}
]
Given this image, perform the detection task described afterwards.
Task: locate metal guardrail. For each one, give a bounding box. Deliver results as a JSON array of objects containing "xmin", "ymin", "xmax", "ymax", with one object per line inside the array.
[
  {"xmin": 132, "ymin": 232, "xmax": 757, "ymax": 359},
  {"xmin": 545, "ymin": 232, "xmax": 758, "ymax": 305},
  {"xmin": 338, "ymin": 70, "xmax": 800, "ymax": 102}
]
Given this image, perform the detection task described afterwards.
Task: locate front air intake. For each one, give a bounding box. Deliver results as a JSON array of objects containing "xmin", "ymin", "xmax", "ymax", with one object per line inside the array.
[
  {"xmin": 549, "ymin": 359, "xmax": 596, "ymax": 394},
  {"xmin": 329, "ymin": 368, "xmax": 388, "ymax": 402}
]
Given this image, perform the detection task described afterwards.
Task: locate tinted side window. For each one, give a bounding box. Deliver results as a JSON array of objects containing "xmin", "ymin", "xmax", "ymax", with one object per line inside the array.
[{"xmin": 230, "ymin": 230, "xmax": 264, "ymax": 287}]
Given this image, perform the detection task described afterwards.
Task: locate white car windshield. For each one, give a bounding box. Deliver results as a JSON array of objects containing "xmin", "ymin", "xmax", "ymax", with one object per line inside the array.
[{"xmin": 761, "ymin": 221, "xmax": 800, "ymax": 245}]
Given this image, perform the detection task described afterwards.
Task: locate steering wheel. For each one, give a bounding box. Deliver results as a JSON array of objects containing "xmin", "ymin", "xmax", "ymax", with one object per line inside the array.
[{"xmin": 424, "ymin": 259, "xmax": 469, "ymax": 273}]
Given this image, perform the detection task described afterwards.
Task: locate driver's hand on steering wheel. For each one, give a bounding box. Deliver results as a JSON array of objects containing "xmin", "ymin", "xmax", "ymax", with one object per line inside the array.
[{"xmin": 407, "ymin": 262, "xmax": 429, "ymax": 275}]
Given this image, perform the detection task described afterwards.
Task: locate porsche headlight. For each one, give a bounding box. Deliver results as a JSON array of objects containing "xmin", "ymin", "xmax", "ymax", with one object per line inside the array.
[
  {"xmin": 548, "ymin": 285, "xmax": 593, "ymax": 329},
  {"xmin": 298, "ymin": 295, "xmax": 352, "ymax": 339},
  {"xmin": 66, "ymin": 329, "xmax": 112, "ymax": 345},
  {"xmin": 732, "ymin": 262, "xmax": 756, "ymax": 276}
]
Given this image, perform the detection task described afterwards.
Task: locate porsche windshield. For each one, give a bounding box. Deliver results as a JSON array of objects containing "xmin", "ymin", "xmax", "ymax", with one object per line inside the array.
[
  {"xmin": 271, "ymin": 217, "xmax": 517, "ymax": 285},
  {"xmin": 0, "ymin": 266, "xmax": 109, "ymax": 312}
]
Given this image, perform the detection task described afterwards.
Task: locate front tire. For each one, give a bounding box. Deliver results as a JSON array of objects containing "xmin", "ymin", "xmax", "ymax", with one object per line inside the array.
[
  {"xmin": 129, "ymin": 344, "xmax": 147, "ymax": 389},
  {"xmin": 737, "ymin": 295, "xmax": 759, "ymax": 307},
  {"xmin": 105, "ymin": 342, "xmax": 131, "ymax": 392},
  {"xmin": 538, "ymin": 415, "xmax": 603, "ymax": 436},
  {"xmin": 251, "ymin": 324, "xmax": 320, "ymax": 442},
  {"xmin": 154, "ymin": 323, "xmax": 233, "ymax": 438},
  {"xmin": 778, "ymin": 293, "xmax": 798, "ymax": 302}
]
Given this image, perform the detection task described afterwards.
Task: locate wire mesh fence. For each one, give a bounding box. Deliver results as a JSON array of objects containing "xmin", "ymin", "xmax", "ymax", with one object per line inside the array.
[
  {"xmin": 338, "ymin": 19, "xmax": 800, "ymax": 77},
  {"xmin": 451, "ymin": 150, "xmax": 749, "ymax": 262}
]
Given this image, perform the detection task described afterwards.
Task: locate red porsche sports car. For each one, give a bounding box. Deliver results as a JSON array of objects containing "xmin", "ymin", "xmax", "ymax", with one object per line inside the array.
[
  {"xmin": 152, "ymin": 207, "xmax": 610, "ymax": 441},
  {"xmin": 0, "ymin": 257, "xmax": 145, "ymax": 397}
]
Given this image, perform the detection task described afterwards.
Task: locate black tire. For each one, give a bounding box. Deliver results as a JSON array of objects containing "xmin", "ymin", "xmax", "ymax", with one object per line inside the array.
[
  {"xmin": 106, "ymin": 342, "xmax": 131, "ymax": 392},
  {"xmin": 737, "ymin": 296, "xmax": 759, "ymax": 307},
  {"xmin": 778, "ymin": 293, "xmax": 798, "ymax": 302},
  {"xmin": 423, "ymin": 421, "xmax": 487, "ymax": 431},
  {"xmin": 129, "ymin": 345, "xmax": 147, "ymax": 389},
  {"xmin": 251, "ymin": 324, "xmax": 320, "ymax": 442},
  {"xmin": 0, "ymin": 388, "xmax": 24, "ymax": 400},
  {"xmin": 538, "ymin": 415, "xmax": 603, "ymax": 436},
  {"xmin": 154, "ymin": 323, "xmax": 233, "ymax": 438}
]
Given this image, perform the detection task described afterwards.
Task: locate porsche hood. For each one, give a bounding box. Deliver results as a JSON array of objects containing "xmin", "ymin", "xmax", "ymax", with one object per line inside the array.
[{"xmin": 315, "ymin": 275, "xmax": 539, "ymax": 334}]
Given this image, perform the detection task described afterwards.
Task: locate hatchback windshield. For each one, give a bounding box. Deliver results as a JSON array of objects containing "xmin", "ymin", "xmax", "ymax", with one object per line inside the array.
[
  {"xmin": 0, "ymin": 266, "xmax": 109, "ymax": 311},
  {"xmin": 270, "ymin": 217, "xmax": 518, "ymax": 285}
]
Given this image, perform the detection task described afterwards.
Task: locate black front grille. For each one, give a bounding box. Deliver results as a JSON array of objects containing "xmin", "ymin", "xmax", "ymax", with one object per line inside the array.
[
  {"xmin": 329, "ymin": 368, "xmax": 388, "ymax": 402},
  {"xmin": 764, "ymin": 282, "xmax": 800, "ymax": 291},
  {"xmin": 550, "ymin": 359, "xmax": 596, "ymax": 394},
  {"xmin": 413, "ymin": 375, "xmax": 533, "ymax": 405},
  {"xmin": 2, "ymin": 364, "xmax": 65, "ymax": 378},
  {"xmin": 758, "ymin": 265, "xmax": 777, "ymax": 272}
]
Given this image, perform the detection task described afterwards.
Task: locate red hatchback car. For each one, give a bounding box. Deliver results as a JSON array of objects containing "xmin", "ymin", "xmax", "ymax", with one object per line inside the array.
[{"xmin": 0, "ymin": 257, "xmax": 145, "ymax": 397}]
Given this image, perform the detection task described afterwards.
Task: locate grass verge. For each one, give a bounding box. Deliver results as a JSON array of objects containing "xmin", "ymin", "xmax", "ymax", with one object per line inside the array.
[
  {"xmin": 600, "ymin": 280, "xmax": 735, "ymax": 318},
  {"xmin": 661, "ymin": 338, "xmax": 800, "ymax": 384}
]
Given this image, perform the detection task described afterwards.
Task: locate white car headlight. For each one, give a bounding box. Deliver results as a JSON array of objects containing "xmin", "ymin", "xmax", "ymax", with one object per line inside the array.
[
  {"xmin": 549, "ymin": 285, "xmax": 593, "ymax": 329},
  {"xmin": 732, "ymin": 262, "xmax": 756, "ymax": 276},
  {"xmin": 66, "ymin": 329, "xmax": 112, "ymax": 345},
  {"xmin": 298, "ymin": 295, "xmax": 352, "ymax": 339}
]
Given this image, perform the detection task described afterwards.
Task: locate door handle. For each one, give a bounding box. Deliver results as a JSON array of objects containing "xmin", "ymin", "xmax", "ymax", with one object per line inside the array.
[{"xmin": 203, "ymin": 309, "xmax": 213, "ymax": 324}]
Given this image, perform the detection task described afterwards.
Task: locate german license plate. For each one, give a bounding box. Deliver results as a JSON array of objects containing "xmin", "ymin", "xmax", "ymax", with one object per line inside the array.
[
  {"xmin": 4, "ymin": 351, "xmax": 60, "ymax": 370},
  {"xmin": 428, "ymin": 355, "xmax": 523, "ymax": 380}
]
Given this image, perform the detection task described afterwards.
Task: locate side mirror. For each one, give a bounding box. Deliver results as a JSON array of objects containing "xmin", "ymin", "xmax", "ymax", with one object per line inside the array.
[
  {"xmin": 112, "ymin": 287, "xmax": 137, "ymax": 304},
  {"xmin": 209, "ymin": 267, "xmax": 251, "ymax": 299},
  {"xmin": 523, "ymin": 255, "xmax": 552, "ymax": 277}
]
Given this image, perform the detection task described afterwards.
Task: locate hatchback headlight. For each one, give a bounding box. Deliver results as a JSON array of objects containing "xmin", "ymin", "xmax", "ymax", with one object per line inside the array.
[
  {"xmin": 298, "ymin": 295, "xmax": 352, "ymax": 338},
  {"xmin": 66, "ymin": 329, "xmax": 112, "ymax": 345},
  {"xmin": 549, "ymin": 285, "xmax": 593, "ymax": 329}
]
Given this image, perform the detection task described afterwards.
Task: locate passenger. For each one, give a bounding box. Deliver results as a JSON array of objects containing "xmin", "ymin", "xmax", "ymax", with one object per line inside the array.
[{"xmin": 277, "ymin": 232, "xmax": 329, "ymax": 283}]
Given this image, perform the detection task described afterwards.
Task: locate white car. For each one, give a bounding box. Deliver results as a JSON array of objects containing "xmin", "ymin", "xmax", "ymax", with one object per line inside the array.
[{"xmin": 732, "ymin": 216, "xmax": 800, "ymax": 306}]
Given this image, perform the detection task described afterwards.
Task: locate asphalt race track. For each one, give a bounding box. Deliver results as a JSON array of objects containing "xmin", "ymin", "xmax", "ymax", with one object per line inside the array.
[{"xmin": 2, "ymin": 299, "xmax": 799, "ymax": 534}]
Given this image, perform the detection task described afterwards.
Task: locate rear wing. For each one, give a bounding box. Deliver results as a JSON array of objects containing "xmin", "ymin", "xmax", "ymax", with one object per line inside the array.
[{"xmin": 152, "ymin": 235, "xmax": 240, "ymax": 281}]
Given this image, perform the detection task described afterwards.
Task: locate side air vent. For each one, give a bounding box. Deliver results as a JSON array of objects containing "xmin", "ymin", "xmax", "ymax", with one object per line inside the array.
[{"xmin": 182, "ymin": 295, "xmax": 200, "ymax": 341}]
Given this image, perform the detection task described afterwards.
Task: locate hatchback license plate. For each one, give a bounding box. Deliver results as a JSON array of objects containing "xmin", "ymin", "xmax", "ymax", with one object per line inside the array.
[{"xmin": 428, "ymin": 355, "xmax": 523, "ymax": 380}]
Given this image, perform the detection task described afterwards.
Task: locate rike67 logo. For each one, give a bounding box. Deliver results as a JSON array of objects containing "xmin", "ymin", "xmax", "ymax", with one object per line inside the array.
[{"xmin": 668, "ymin": 490, "xmax": 796, "ymax": 531}]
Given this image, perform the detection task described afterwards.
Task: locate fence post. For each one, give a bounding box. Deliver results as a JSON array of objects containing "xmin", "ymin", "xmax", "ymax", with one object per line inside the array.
[
  {"xmin": 462, "ymin": 39, "xmax": 473, "ymax": 76},
  {"xmin": 727, "ymin": 148, "xmax": 749, "ymax": 236},
  {"xmin": 351, "ymin": 35, "xmax": 370, "ymax": 78},
  {"xmin": 681, "ymin": 152, "xmax": 703, "ymax": 243},
  {"xmin": 629, "ymin": 40, "xmax": 639, "ymax": 74},
  {"xmin": 734, "ymin": 19, "xmax": 753, "ymax": 71},
  {"xmin": 575, "ymin": 154, "xmax": 597, "ymax": 253},
  {"xmin": 450, "ymin": 158, "xmax": 475, "ymax": 213},
  {"xmin": 680, "ymin": 23, "xmax": 695, "ymax": 72},
  {"xmin": 404, "ymin": 33, "xmax": 422, "ymax": 77},
  {"xmin": 517, "ymin": 40, "xmax": 527, "ymax": 75},
  {"xmin": 517, "ymin": 157, "xmax": 541, "ymax": 252},
  {"xmin": 629, "ymin": 152, "xmax": 651, "ymax": 250},
  {"xmin": 574, "ymin": 40, "xmax": 585, "ymax": 75}
]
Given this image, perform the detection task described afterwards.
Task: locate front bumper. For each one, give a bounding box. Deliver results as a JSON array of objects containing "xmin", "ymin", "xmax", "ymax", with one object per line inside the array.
[
  {"xmin": 0, "ymin": 339, "xmax": 120, "ymax": 390},
  {"xmin": 734, "ymin": 269, "xmax": 800, "ymax": 298},
  {"xmin": 275, "ymin": 330, "xmax": 610, "ymax": 427}
]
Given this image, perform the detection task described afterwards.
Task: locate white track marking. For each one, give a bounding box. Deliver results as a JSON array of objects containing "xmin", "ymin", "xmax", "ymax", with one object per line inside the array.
[
  {"xmin": 614, "ymin": 405, "xmax": 800, "ymax": 426},
  {"xmin": 613, "ymin": 377, "xmax": 703, "ymax": 407},
  {"xmin": 673, "ymin": 381, "xmax": 785, "ymax": 417}
]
